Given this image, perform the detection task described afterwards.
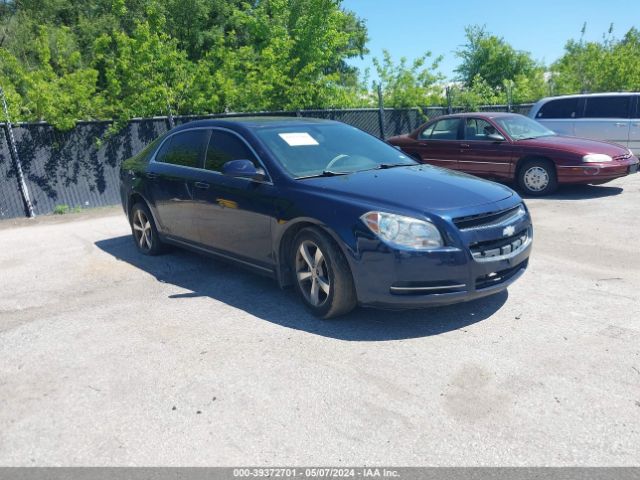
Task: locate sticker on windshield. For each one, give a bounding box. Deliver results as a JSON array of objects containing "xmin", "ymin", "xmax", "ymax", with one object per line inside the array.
[{"xmin": 278, "ymin": 132, "xmax": 319, "ymax": 146}]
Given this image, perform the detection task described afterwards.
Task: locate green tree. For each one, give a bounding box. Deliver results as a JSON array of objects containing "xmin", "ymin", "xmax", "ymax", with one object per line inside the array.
[
  {"xmin": 372, "ymin": 50, "xmax": 444, "ymax": 108},
  {"xmin": 0, "ymin": 0, "xmax": 370, "ymax": 127},
  {"xmin": 93, "ymin": 21, "xmax": 194, "ymax": 121},
  {"xmin": 551, "ymin": 25, "xmax": 640, "ymax": 94},
  {"xmin": 0, "ymin": 26, "xmax": 99, "ymax": 129},
  {"xmin": 453, "ymin": 25, "xmax": 546, "ymax": 105}
]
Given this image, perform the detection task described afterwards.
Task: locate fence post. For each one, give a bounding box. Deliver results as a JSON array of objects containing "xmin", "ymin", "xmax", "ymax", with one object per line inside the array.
[
  {"xmin": 446, "ymin": 86, "xmax": 453, "ymax": 115},
  {"xmin": 377, "ymin": 83, "xmax": 385, "ymax": 140},
  {"xmin": 0, "ymin": 86, "xmax": 35, "ymax": 218}
]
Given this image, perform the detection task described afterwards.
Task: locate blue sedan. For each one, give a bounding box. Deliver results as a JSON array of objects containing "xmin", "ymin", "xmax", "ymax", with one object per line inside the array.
[{"xmin": 120, "ymin": 117, "xmax": 532, "ymax": 318}]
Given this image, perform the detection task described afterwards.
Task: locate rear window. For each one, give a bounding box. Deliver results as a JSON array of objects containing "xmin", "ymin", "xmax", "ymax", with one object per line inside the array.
[
  {"xmin": 584, "ymin": 96, "xmax": 631, "ymax": 118},
  {"xmin": 536, "ymin": 98, "xmax": 579, "ymax": 119}
]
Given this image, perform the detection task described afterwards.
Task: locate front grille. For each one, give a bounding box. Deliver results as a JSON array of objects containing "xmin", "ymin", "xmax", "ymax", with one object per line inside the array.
[
  {"xmin": 470, "ymin": 228, "xmax": 530, "ymax": 262},
  {"xmin": 453, "ymin": 205, "xmax": 523, "ymax": 231},
  {"xmin": 475, "ymin": 260, "xmax": 527, "ymax": 290}
]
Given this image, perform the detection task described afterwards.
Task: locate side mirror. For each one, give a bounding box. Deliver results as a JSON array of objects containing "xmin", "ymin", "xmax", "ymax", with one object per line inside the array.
[
  {"xmin": 487, "ymin": 133, "xmax": 505, "ymax": 142},
  {"xmin": 222, "ymin": 159, "xmax": 266, "ymax": 181}
]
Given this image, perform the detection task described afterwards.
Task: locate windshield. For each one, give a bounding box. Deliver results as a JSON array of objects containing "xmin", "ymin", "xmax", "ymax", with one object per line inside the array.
[
  {"xmin": 495, "ymin": 116, "xmax": 556, "ymax": 140},
  {"xmin": 254, "ymin": 123, "xmax": 416, "ymax": 178}
]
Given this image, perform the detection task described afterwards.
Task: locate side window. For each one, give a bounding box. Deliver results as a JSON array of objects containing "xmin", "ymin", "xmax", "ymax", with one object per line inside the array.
[
  {"xmin": 205, "ymin": 130, "xmax": 258, "ymax": 172},
  {"xmin": 536, "ymin": 98, "xmax": 579, "ymax": 119},
  {"xmin": 156, "ymin": 130, "xmax": 209, "ymax": 168},
  {"xmin": 427, "ymin": 118, "xmax": 460, "ymax": 140},
  {"xmin": 584, "ymin": 96, "xmax": 631, "ymax": 118},
  {"xmin": 419, "ymin": 123, "xmax": 436, "ymax": 139},
  {"xmin": 464, "ymin": 118, "xmax": 496, "ymax": 141}
]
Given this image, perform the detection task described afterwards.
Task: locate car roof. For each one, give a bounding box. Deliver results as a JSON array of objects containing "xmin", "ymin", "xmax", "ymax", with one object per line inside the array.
[
  {"xmin": 172, "ymin": 116, "xmax": 339, "ymax": 132},
  {"xmin": 434, "ymin": 112, "xmax": 523, "ymax": 120}
]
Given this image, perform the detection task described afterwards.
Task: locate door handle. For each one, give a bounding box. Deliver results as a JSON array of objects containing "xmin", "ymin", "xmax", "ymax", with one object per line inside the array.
[
  {"xmin": 195, "ymin": 181, "xmax": 210, "ymax": 189},
  {"xmin": 145, "ymin": 172, "xmax": 158, "ymax": 179},
  {"xmin": 460, "ymin": 143, "xmax": 470, "ymax": 148},
  {"xmin": 632, "ymin": 123, "xmax": 640, "ymax": 128},
  {"xmin": 615, "ymin": 122, "xmax": 628, "ymax": 127}
]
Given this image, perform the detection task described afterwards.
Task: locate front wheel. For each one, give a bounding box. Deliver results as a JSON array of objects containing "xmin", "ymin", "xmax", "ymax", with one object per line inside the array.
[
  {"xmin": 291, "ymin": 227, "xmax": 357, "ymax": 319},
  {"xmin": 517, "ymin": 159, "xmax": 558, "ymax": 196}
]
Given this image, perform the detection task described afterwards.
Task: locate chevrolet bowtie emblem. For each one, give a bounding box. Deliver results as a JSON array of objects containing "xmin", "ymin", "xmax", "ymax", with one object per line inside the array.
[{"xmin": 503, "ymin": 225, "xmax": 516, "ymax": 237}]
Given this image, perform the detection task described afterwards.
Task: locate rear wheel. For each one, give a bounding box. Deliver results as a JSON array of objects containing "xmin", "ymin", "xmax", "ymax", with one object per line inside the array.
[
  {"xmin": 291, "ymin": 227, "xmax": 357, "ymax": 319},
  {"xmin": 518, "ymin": 159, "xmax": 558, "ymax": 196},
  {"xmin": 130, "ymin": 202, "xmax": 165, "ymax": 255}
]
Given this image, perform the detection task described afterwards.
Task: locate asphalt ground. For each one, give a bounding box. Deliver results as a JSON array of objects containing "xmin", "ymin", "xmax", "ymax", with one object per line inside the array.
[{"xmin": 0, "ymin": 175, "xmax": 639, "ymax": 466}]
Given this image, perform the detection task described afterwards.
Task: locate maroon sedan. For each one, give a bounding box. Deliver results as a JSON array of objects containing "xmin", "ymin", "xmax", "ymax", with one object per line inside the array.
[{"xmin": 388, "ymin": 113, "xmax": 639, "ymax": 196}]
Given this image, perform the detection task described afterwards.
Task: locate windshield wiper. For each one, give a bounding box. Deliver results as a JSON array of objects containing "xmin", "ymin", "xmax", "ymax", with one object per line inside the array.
[
  {"xmin": 376, "ymin": 163, "xmax": 413, "ymax": 169},
  {"xmin": 357, "ymin": 163, "xmax": 414, "ymax": 172},
  {"xmin": 517, "ymin": 134, "xmax": 555, "ymax": 141},
  {"xmin": 297, "ymin": 170, "xmax": 350, "ymax": 179}
]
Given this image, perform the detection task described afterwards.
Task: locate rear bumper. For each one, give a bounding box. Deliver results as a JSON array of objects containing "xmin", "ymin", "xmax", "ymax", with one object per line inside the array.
[{"xmin": 557, "ymin": 158, "xmax": 639, "ymax": 184}]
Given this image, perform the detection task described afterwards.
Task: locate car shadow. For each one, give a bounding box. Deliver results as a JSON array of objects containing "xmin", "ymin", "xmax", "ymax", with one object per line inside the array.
[
  {"xmin": 95, "ymin": 236, "xmax": 509, "ymax": 341},
  {"xmin": 519, "ymin": 184, "xmax": 623, "ymax": 200}
]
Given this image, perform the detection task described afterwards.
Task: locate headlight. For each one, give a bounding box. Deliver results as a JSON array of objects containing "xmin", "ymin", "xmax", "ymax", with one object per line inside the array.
[
  {"xmin": 582, "ymin": 154, "xmax": 612, "ymax": 163},
  {"xmin": 361, "ymin": 212, "xmax": 443, "ymax": 250}
]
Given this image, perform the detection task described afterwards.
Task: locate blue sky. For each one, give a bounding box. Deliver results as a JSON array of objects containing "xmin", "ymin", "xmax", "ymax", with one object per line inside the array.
[{"xmin": 341, "ymin": 0, "xmax": 640, "ymax": 81}]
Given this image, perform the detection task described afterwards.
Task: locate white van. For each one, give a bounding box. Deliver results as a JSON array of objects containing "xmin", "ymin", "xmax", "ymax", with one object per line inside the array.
[{"xmin": 528, "ymin": 93, "xmax": 640, "ymax": 154}]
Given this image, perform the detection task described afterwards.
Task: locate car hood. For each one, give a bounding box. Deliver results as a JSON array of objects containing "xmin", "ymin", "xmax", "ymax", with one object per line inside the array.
[
  {"xmin": 299, "ymin": 165, "xmax": 514, "ymax": 212},
  {"xmin": 518, "ymin": 135, "xmax": 628, "ymax": 155}
]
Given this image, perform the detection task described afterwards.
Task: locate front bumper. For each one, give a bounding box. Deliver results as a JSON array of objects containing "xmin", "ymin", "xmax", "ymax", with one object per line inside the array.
[
  {"xmin": 350, "ymin": 209, "xmax": 533, "ymax": 309},
  {"xmin": 557, "ymin": 157, "xmax": 639, "ymax": 184}
]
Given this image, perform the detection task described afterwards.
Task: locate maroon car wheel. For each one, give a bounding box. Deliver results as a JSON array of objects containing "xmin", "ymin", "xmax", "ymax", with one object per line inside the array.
[{"xmin": 518, "ymin": 159, "xmax": 558, "ymax": 196}]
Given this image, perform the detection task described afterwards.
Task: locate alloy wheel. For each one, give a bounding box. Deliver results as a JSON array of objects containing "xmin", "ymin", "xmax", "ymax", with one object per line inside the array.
[
  {"xmin": 132, "ymin": 209, "xmax": 153, "ymax": 251},
  {"xmin": 295, "ymin": 240, "xmax": 330, "ymax": 307}
]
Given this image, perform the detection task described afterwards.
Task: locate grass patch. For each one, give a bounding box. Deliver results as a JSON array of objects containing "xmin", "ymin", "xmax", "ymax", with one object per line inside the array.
[{"xmin": 53, "ymin": 205, "xmax": 82, "ymax": 215}]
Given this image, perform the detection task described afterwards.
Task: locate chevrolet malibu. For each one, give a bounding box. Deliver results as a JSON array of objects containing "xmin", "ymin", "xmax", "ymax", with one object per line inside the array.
[
  {"xmin": 120, "ymin": 118, "xmax": 532, "ymax": 318},
  {"xmin": 388, "ymin": 113, "xmax": 639, "ymax": 196}
]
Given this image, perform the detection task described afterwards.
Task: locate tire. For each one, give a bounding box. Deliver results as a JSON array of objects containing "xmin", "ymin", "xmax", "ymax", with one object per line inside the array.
[
  {"xmin": 517, "ymin": 159, "xmax": 558, "ymax": 196},
  {"xmin": 130, "ymin": 202, "xmax": 165, "ymax": 255},
  {"xmin": 291, "ymin": 227, "xmax": 357, "ymax": 319}
]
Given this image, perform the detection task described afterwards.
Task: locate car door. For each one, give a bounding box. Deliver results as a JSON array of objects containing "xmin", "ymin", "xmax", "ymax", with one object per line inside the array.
[
  {"xmin": 146, "ymin": 129, "xmax": 210, "ymax": 241},
  {"xmin": 532, "ymin": 97, "xmax": 580, "ymax": 136},
  {"xmin": 574, "ymin": 95, "xmax": 632, "ymax": 146},
  {"xmin": 458, "ymin": 117, "xmax": 513, "ymax": 179},
  {"xmin": 411, "ymin": 118, "xmax": 462, "ymax": 170},
  {"xmin": 628, "ymin": 96, "xmax": 640, "ymax": 155},
  {"xmin": 193, "ymin": 128, "xmax": 275, "ymax": 269}
]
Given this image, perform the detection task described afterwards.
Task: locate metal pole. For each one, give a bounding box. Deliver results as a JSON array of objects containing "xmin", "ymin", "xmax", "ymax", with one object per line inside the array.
[
  {"xmin": 0, "ymin": 86, "xmax": 35, "ymax": 218},
  {"xmin": 446, "ymin": 85, "xmax": 453, "ymax": 115},
  {"xmin": 377, "ymin": 83, "xmax": 385, "ymax": 140},
  {"xmin": 164, "ymin": 85, "xmax": 175, "ymax": 129}
]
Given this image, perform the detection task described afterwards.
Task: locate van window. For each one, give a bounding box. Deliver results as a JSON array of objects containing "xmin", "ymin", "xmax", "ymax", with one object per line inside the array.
[
  {"xmin": 536, "ymin": 98, "xmax": 579, "ymax": 119},
  {"xmin": 584, "ymin": 96, "xmax": 631, "ymax": 118}
]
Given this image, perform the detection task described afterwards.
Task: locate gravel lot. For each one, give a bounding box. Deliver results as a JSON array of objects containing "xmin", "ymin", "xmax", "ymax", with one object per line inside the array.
[{"xmin": 1, "ymin": 175, "xmax": 639, "ymax": 466}]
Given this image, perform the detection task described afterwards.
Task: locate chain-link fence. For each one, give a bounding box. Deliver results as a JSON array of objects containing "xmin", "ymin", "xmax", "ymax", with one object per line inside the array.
[{"xmin": 0, "ymin": 105, "xmax": 533, "ymax": 219}]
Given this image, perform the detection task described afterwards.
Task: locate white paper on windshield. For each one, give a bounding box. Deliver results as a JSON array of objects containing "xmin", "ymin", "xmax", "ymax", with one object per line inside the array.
[{"xmin": 278, "ymin": 132, "xmax": 319, "ymax": 146}]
